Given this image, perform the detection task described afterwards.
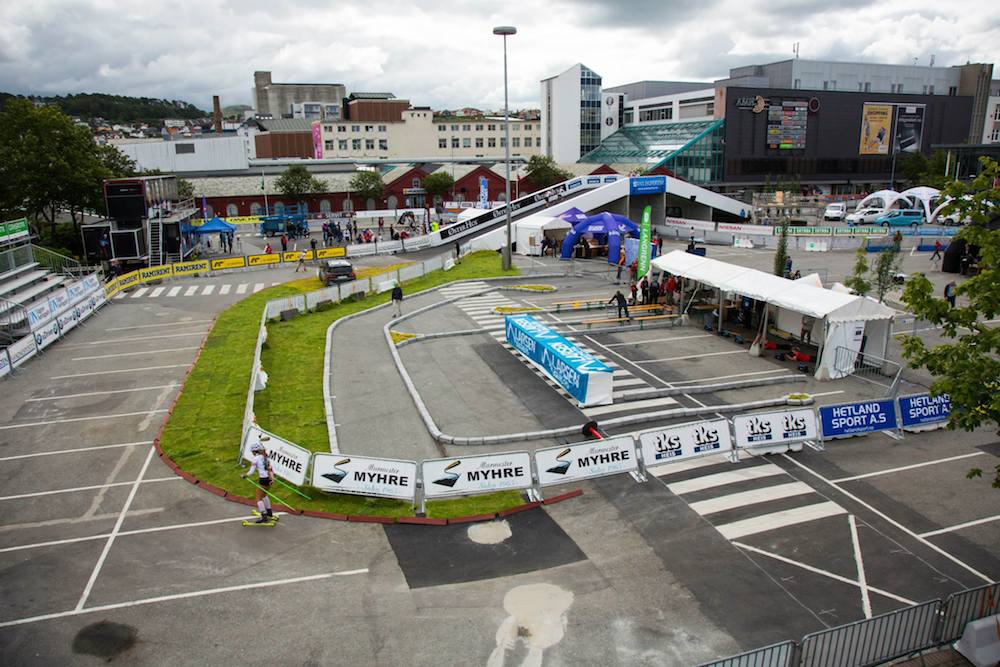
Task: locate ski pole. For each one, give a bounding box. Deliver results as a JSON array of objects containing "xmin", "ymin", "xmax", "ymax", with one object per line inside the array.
[
  {"xmin": 273, "ymin": 476, "xmax": 312, "ymax": 500},
  {"xmin": 243, "ymin": 477, "xmax": 297, "ymax": 511}
]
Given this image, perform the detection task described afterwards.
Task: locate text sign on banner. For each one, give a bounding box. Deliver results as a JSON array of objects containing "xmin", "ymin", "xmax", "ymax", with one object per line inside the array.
[
  {"xmin": 422, "ymin": 452, "xmax": 532, "ymax": 498},
  {"xmin": 629, "ymin": 176, "xmax": 666, "ymax": 195},
  {"xmin": 0, "ymin": 348, "xmax": 10, "ymax": 378},
  {"xmin": 47, "ymin": 288, "xmax": 71, "ymax": 316},
  {"xmin": 505, "ymin": 315, "xmax": 613, "ymax": 406},
  {"xmin": 534, "ymin": 436, "xmax": 637, "ymax": 486},
  {"xmin": 56, "ymin": 306, "xmax": 80, "ymax": 335},
  {"xmin": 0, "ymin": 218, "xmax": 30, "ymax": 244},
  {"xmin": 312, "ymin": 454, "xmax": 416, "ymax": 501},
  {"xmin": 32, "ymin": 319, "xmax": 61, "ymax": 350},
  {"xmin": 139, "ymin": 265, "xmax": 174, "ymax": 282},
  {"xmin": 248, "ymin": 253, "xmax": 281, "ymax": 266},
  {"xmin": 7, "ymin": 336, "xmax": 37, "ymax": 368},
  {"xmin": 638, "ymin": 418, "xmax": 732, "ymax": 466},
  {"xmin": 172, "ymin": 260, "xmax": 210, "ymax": 277},
  {"xmin": 27, "ymin": 301, "xmax": 52, "ymax": 329},
  {"xmin": 211, "ymin": 257, "xmax": 247, "ymax": 270},
  {"xmin": 241, "ymin": 426, "xmax": 310, "ymax": 486},
  {"xmin": 733, "ymin": 409, "xmax": 817, "ymax": 448},
  {"xmin": 897, "ymin": 394, "xmax": 951, "ymax": 428},
  {"xmin": 315, "ymin": 247, "xmax": 347, "ymax": 259},
  {"xmin": 819, "ymin": 399, "xmax": 898, "ymax": 438}
]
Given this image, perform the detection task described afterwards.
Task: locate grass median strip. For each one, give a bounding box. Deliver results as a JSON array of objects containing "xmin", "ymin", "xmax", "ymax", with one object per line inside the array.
[{"xmin": 160, "ymin": 251, "xmax": 529, "ymax": 519}]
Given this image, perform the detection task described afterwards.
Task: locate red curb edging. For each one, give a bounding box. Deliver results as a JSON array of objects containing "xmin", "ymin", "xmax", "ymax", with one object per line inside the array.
[
  {"xmin": 302, "ymin": 510, "xmax": 348, "ymax": 521},
  {"xmin": 198, "ymin": 483, "xmax": 227, "ymax": 498},
  {"xmin": 397, "ymin": 516, "xmax": 448, "ymax": 526},
  {"xmin": 542, "ymin": 489, "xmax": 584, "ymax": 505},
  {"xmin": 446, "ymin": 513, "xmax": 498, "ymax": 525},
  {"xmin": 178, "ymin": 470, "xmax": 198, "ymax": 485},
  {"xmin": 498, "ymin": 501, "xmax": 542, "ymax": 517},
  {"xmin": 347, "ymin": 514, "xmax": 397, "ymax": 524},
  {"xmin": 224, "ymin": 495, "xmax": 257, "ymax": 507},
  {"xmin": 273, "ymin": 504, "xmax": 303, "ymax": 516}
]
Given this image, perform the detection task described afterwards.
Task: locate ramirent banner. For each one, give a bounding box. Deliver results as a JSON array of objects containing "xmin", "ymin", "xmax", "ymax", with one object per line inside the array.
[
  {"xmin": 819, "ymin": 399, "xmax": 897, "ymax": 438},
  {"xmin": 732, "ymin": 409, "xmax": 817, "ymax": 449},
  {"xmin": 422, "ymin": 452, "xmax": 532, "ymax": 498},
  {"xmin": 534, "ymin": 436, "xmax": 637, "ymax": 487},
  {"xmin": 638, "ymin": 418, "xmax": 732, "ymax": 467},
  {"xmin": 505, "ymin": 314, "xmax": 613, "ymax": 406},
  {"xmin": 241, "ymin": 426, "xmax": 310, "ymax": 486},
  {"xmin": 312, "ymin": 453, "xmax": 416, "ymax": 501}
]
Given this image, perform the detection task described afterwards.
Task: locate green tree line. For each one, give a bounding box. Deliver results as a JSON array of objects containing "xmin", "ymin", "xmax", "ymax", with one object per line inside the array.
[{"xmin": 0, "ymin": 92, "xmax": 206, "ymax": 124}]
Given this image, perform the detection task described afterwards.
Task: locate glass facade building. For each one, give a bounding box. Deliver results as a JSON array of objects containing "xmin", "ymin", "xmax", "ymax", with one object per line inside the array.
[{"xmin": 580, "ymin": 66, "xmax": 602, "ymax": 155}]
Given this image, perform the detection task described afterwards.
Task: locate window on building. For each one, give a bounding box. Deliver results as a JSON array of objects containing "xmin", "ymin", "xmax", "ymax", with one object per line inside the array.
[
  {"xmin": 624, "ymin": 110, "xmax": 634, "ymax": 124},
  {"xmin": 250, "ymin": 202, "xmax": 262, "ymax": 216},
  {"xmin": 338, "ymin": 139, "xmax": 348, "ymax": 150},
  {"xmin": 227, "ymin": 204, "xmax": 238, "ymax": 217},
  {"xmin": 500, "ymin": 137, "xmax": 506, "ymax": 147},
  {"xmin": 323, "ymin": 125, "xmax": 333, "ymax": 132},
  {"xmin": 475, "ymin": 124, "xmax": 483, "ymax": 131},
  {"xmin": 462, "ymin": 124, "xmax": 471, "ymax": 131},
  {"xmin": 512, "ymin": 137, "xmax": 520, "ymax": 147},
  {"xmin": 524, "ymin": 137, "xmax": 532, "ymax": 147},
  {"xmin": 793, "ymin": 79, "xmax": 801, "ymax": 89},
  {"xmin": 387, "ymin": 195, "xmax": 398, "ymax": 208},
  {"xmin": 337, "ymin": 125, "xmax": 347, "ymax": 132},
  {"xmin": 928, "ymin": 85, "xmax": 934, "ymax": 95},
  {"xmin": 462, "ymin": 138, "xmax": 471, "ymax": 147},
  {"xmin": 324, "ymin": 140, "xmax": 335, "ymax": 150},
  {"xmin": 994, "ymin": 106, "xmax": 1000, "ymax": 121},
  {"xmin": 362, "ymin": 125, "xmax": 372, "ymax": 132},
  {"xmin": 864, "ymin": 82, "xmax": 871, "ymax": 92},
  {"xmin": 438, "ymin": 138, "xmax": 447, "ymax": 148},
  {"xmin": 922, "ymin": 85, "xmax": 928, "ymax": 94},
  {"xmin": 992, "ymin": 128, "xmax": 1000, "ymax": 142},
  {"xmin": 488, "ymin": 124, "xmax": 496, "ymax": 131},
  {"xmin": 352, "ymin": 139, "xmax": 361, "ymax": 150},
  {"xmin": 948, "ymin": 86, "xmax": 957, "ymax": 95},
  {"xmin": 438, "ymin": 124, "xmax": 446, "ymax": 131},
  {"xmin": 378, "ymin": 125, "xmax": 387, "ymax": 132},
  {"xmin": 451, "ymin": 124, "xmax": 459, "ymax": 131},
  {"xmin": 175, "ymin": 143, "xmax": 195, "ymax": 154},
  {"xmin": 343, "ymin": 198, "xmax": 353, "ymax": 212},
  {"xmin": 638, "ymin": 105, "xmax": 672, "ymax": 122},
  {"xmin": 412, "ymin": 177, "xmax": 421, "ymax": 187},
  {"xmin": 830, "ymin": 80, "xmax": 836, "ymax": 90},
  {"xmin": 366, "ymin": 198, "xmax": 376, "ymax": 211},
  {"xmin": 475, "ymin": 138, "xmax": 483, "ymax": 148},
  {"xmin": 823, "ymin": 81, "xmax": 828, "ymax": 90},
  {"xmin": 858, "ymin": 82, "xmax": 864, "ymax": 92},
  {"xmin": 351, "ymin": 125, "xmax": 360, "ymax": 132},
  {"xmin": 488, "ymin": 137, "xmax": 496, "ymax": 147},
  {"xmin": 365, "ymin": 139, "xmax": 375, "ymax": 150},
  {"xmin": 274, "ymin": 202, "xmax": 284, "ymax": 214},
  {"xmin": 379, "ymin": 139, "xmax": 388, "ymax": 150},
  {"xmin": 320, "ymin": 199, "xmax": 331, "ymax": 213},
  {"xmin": 451, "ymin": 137, "xmax": 459, "ymax": 148},
  {"xmin": 524, "ymin": 124, "xmax": 531, "ymax": 131}
]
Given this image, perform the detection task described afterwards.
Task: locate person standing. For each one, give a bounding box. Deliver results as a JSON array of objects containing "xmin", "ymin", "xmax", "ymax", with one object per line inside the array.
[
  {"xmin": 893, "ymin": 230, "xmax": 903, "ymax": 252},
  {"xmin": 944, "ymin": 281, "xmax": 957, "ymax": 308},
  {"xmin": 629, "ymin": 281, "xmax": 638, "ymax": 305},
  {"xmin": 931, "ymin": 239, "xmax": 942, "ymax": 262},
  {"xmin": 295, "ymin": 252, "xmax": 308, "ymax": 272},
  {"xmin": 609, "ymin": 290, "xmax": 629, "ymax": 319},
  {"xmin": 264, "ymin": 242, "xmax": 273, "ymax": 254},
  {"xmin": 784, "ymin": 256, "xmax": 793, "ymax": 278},
  {"xmin": 391, "ymin": 283, "xmax": 403, "ymax": 317},
  {"xmin": 454, "ymin": 241, "xmax": 461, "ymax": 264},
  {"xmin": 310, "ymin": 237, "xmax": 318, "ymax": 255},
  {"xmin": 666, "ymin": 274, "xmax": 677, "ymax": 306},
  {"xmin": 280, "ymin": 233, "xmax": 288, "ymax": 253},
  {"xmin": 615, "ymin": 247, "xmax": 625, "ymax": 283},
  {"xmin": 648, "ymin": 279, "xmax": 659, "ymax": 306},
  {"xmin": 639, "ymin": 276, "xmax": 649, "ymax": 305},
  {"xmin": 241, "ymin": 442, "xmax": 274, "ymax": 524}
]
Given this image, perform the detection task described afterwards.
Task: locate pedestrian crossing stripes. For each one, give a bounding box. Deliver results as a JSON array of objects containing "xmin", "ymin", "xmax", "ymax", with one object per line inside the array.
[{"xmin": 115, "ymin": 282, "xmax": 283, "ymax": 300}]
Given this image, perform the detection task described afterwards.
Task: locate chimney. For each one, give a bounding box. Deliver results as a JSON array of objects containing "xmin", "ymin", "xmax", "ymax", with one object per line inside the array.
[{"xmin": 213, "ymin": 95, "xmax": 223, "ymax": 134}]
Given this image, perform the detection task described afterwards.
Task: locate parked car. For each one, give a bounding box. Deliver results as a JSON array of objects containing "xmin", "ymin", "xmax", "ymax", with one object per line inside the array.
[
  {"xmin": 845, "ymin": 208, "xmax": 885, "ymax": 226},
  {"xmin": 874, "ymin": 209, "xmax": 926, "ymax": 228},
  {"xmin": 823, "ymin": 202, "xmax": 847, "ymax": 221},
  {"xmin": 318, "ymin": 259, "xmax": 356, "ymax": 286}
]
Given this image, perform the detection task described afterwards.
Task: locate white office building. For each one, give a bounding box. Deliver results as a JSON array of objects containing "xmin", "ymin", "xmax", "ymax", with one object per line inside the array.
[
  {"xmin": 540, "ymin": 63, "xmax": 603, "ymax": 163},
  {"xmin": 984, "ymin": 80, "xmax": 1000, "ymax": 144}
]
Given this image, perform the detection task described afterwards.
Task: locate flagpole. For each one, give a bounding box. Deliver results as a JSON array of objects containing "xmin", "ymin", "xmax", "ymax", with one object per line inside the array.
[{"xmin": 262, "ymin": 169, "xmax": 269, "ymax": 213}]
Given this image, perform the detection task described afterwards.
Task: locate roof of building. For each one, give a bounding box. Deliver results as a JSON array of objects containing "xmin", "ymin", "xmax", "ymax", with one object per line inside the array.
[
  {"xmin": 348, "ymin": 92, "xmax": 397, "ymax": 100},
  {"xmin": 254, "ymin": 118, "xmax": 314, "ymax": 132},
  {"xmin": 603, "ymin": 80, "xmax": 714, "ymax": 100},
  {"xmin": 189, "ymin": 172, "xmax": 357, "ymax": 197},
  {"xmin": 578, "ymin": 120, "xmax": 723, "ymax": 165}
]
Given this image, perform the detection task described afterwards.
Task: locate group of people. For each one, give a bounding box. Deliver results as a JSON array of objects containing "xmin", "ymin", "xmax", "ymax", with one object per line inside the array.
[{"xmin": 609, "ymin": 273, "xmax": 679, "ymax": 318}]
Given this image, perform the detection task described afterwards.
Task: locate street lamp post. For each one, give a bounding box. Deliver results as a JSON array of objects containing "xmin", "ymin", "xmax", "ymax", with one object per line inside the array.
[{"xmin": 494, "ymin": 25, "xmax": 516, "ymax": 271}]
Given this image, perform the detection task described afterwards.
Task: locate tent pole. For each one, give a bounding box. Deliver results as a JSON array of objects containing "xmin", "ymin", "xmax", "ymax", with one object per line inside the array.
[
  {"xmin": 717, "ymin": 289, "xmax": 724, "ymax": 334},
  {"xmin": 815, "ymin": 318, "xmax": 828, "ymax": 379}
]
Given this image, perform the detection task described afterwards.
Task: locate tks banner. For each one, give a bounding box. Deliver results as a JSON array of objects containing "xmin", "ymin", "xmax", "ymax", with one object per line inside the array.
[
  {"xmin": 732, "ymin": 409, "xmax": 817, "ymax": 449},
  {"xmin": 638, "ymin": 418, "xmax": 732, "ymax": 467}
]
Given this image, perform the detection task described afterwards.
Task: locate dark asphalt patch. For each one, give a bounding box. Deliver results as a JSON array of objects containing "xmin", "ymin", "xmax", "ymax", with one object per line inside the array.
[
  {"xmin": 72, "ymin": 621, "xmax": 137, "ymax": 659},
  {"xmin": 975, "ymin": 441, "xmax": 1000, "ymax": 457},
  {"xmin": 383, "ymin": 509, "xmax": 586, "ymax": 589}
]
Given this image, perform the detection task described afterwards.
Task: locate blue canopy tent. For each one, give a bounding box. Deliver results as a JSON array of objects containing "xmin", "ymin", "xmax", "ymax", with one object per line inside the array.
[
  {"xmin": 183, "ymin": 216, "xmax": 237, "ymax": 234},
  {"xmin": 559, "ymin": 212, "xmax": 639, "ymax": 263}
]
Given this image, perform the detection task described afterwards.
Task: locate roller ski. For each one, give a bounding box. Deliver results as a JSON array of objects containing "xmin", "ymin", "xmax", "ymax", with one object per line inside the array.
[
  {"xmin": 242, "ymin": 511, "xmax": 277, "ymax": 527},
  {"xmin": 252, "ymin": 509, "xmax": 279, "ymax": 522}
]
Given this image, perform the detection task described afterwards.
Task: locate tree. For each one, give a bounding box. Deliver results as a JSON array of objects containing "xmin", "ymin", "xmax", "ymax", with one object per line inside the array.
[
  {"xmin": 524, "ymin": 155, "xmax": 572, "ymax": 189},
  {"xmin": 871, "ymin": 246, "xmax": 901, "ymax": 302},
  {"xmin": 176, "ymin": 177, "xmax": 195, "ymax": 200},
  {"xmin": 422, "ymin": 172, "xmax": 454, "ymax": 203},
  {"xmin": 275, "ymin": 164, "xmax": 326, "ymax": 202},
  {"xmin": 898, "ymin": 152, "xmax": 929, "ymax": 187},
  {"xmin": 349, "ymin": 170, "xmax": 385, "ymax": 202},
  {"xmin": 901, "ymin": 157, "xmax": 1000, "ymax": 488},
  {"xmin": 773, "ymin": 220, "xmax": 789, "ymax": 277},
  {"xmin": 843, "ymin": 246, "xmax": 872, "ymax": 296}
]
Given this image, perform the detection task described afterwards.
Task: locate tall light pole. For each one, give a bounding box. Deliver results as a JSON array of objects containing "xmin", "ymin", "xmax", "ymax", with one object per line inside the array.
[{"xmin": 494, "ymin": 25, "xmax": 516, "ymax": 270}]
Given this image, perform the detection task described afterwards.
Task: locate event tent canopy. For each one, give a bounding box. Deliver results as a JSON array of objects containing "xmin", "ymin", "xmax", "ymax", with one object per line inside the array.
[
  {"xmin": 559, "ymin": 211, "xmax": 639, "ymax": 261},
  {"xmin": 515, "ymin": 214, "xmax": 573, "ymax": 256},
  {"xmin": 186, "ymin": 216, "xmax": 237, "ymax": 234}
]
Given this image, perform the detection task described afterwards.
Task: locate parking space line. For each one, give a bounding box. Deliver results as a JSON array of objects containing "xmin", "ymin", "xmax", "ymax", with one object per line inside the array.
[
  {"xmin": 849, "ymin": 515, "xmax": 873, "ymax": 618},
  {"xmin": 0, "ymin": 410, "xmax": 168, "ymax": 431},
  {"xmin": 831, "ymin": 452, "xmax": 985, "ymax": 483},
  {"xmin": 63, "ymin": 332, "xmax": 207, "ymax": 347},
  {"xmin": 106, "ymin": 319, "xmax": 213, "ymax": 332},
  {"xmin": 25, "ymin": 384, "xmax": 180, "ymax": 402},
  {"xmin": 72, "ymin": 347, "xmax": 199, "ymax": 361},
  {"xmin": 688, "ymin": 482, "xmax": 814, "ymax": 515},
  {"xmin": 634, "ymin": 350, "xmax": 746, "ymax": 364},
  {"xmin": 582, "ymin": 396, "xmax": 677, "ymax": 417},
  {"xmin": 51, "ymin": 364, "xmax": 189, "ymax": 380},
  {"xmin": 0, "ymin": 476, "xmax": 179, "ymax": 502},
  {"xmin": 668, "ymin": 369, "xmax": 789, "ymax": 385},
  {"xmin": 603, "ymin": 334, "xmax": 714, "ymax": 347},
  {"xmin": 920, "ymin": 514, "xmax": 1000, "ymax": 538},
  {"xmin": 0, "ymin": 441, "xmax": 151, "ymax": 462},
  {"xmin": 716, "ymin": 501, "xmax": 846, "ymax": 540}
]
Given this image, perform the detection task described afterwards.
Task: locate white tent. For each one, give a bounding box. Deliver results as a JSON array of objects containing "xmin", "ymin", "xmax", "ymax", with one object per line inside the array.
[
  {"xmin": 794, "ymin": 272, "xmax": 824, "ymax": 288},
  {"xmin": 856, "ymin": 190, "xmax": 909, "ymax": 212},
  {"xmin": 515, "ymin": 214, "xmax": 572, "ymax": 256},
  {"xmin": 900, "ymin": 186, "xmax": 941, "ymax": 219}
]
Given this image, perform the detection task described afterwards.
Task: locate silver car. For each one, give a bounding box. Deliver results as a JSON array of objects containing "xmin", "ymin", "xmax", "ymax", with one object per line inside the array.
[{"xmin": 846, "ymin": 208, "xmax": 885, "ymax": 226}]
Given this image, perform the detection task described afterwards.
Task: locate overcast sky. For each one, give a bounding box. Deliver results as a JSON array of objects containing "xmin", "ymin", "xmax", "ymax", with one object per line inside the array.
[{"xmin": 1, "ymin": 0, "xmax": 997, "ymax": 112}]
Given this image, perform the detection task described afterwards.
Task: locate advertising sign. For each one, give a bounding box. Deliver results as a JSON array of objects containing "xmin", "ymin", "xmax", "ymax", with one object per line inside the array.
[
  {"xmin": 32, "ymin": 318, "xmax": 61, "ymax": 350},
  {"xmin": 27, "ymin": 301, "xmax": 52, "ymax": 329},
  {"xmin": 893, "ymin": 105, "xmax": 925, "ymax": 154},
  {"xmin": 629, "ymin": 176, "xmax": 666, "ymax": 196},
  {"xmin": 897, "ymin": 393, "xmax": 951, "ymax": 428},
  {"xmin": 311, "ymin": 121, "xmax": 323, "ymax": 159},
  {"xmin": 67, "ymin": 281, "xmax": 89, "ymax": 304},
  {"xmin": 505, "ymin": 314, "xmax": 613, "ymax": 406},
  {"xmin": 834, "ymin": 226, "xmax": 887, "ymax": 236},
  {"xmin": 312, "ymin": 453, "xmax": 416, "ymax": 501},
  {"xmin": 638, "ymin": 418, "xmax": 733, "ymax": 467},
  {"xmin": 248, "ymin": 253, "xmax": 281, "ymax": 266},
  {"xmin": 733, "ymin": 409, "xmax": 817, "ymax": 448},
  {"xmin": 315, "ymin": 247, "xmax": 347, "ymax": 259},
  {"xmin": 117, "ymin": 270, "xmax": 141, "ymax": 291},
  {"xmin": 478, "ymin": 176, "xmax": 489, "ymax": 209},
  {"xmin": 0, "ymin": 218, "xmax": 30, "ymax": 245},
  {"xmin": 82, "ymin": 275, "xmax": 101, "ymax": 293},
  {"xmin": 138, "ymin": 265, "xmax": 174, "ymax": 282},
  {"xmin": 211, "ymin": 257, "xmax": 247, "ymax": 271},
  {"xmin": 534, "ymin": 436, "xmax": 637, "ymax": 486},
  {"xmin": 7, "ymin": 335, "xmax": 37, "ymax": 368},
  {"xmin": 717, "ymin": 222, "xmax": 774, "ymax": 236},
  {"xmin": 819, "ymin": 399, "xmax": 898, "ymax": 438},
  {"xmin": 638, "ymin": 205, "xmax": 652, "ymax": 277},
  {"xmin": 859, "ymin": 103, "xmax": 893, "ymax": 155},
  {"xmin": 56, "ymin": 306, "xmax": 80, "ymax": 335},
  {"xmin": 172, "ymin": 260, "xmax": 210, "ymax": 277},
  {"xmin": 241, "ymin": 426, "xmax": 310, "ymax": 486},
  {"xmin": 422, "ymin": 452, "xmax": 532, "ymax": 498},
  {"xmin": 76, "ymin": 293, "xmax": 98, "ymax": 322},
  {"xmin": 0, "ymin": 348, "xmax": 10, "ymax": 379},
  {"xmin": 221, "ymin": 216, "xmax": 261, "ymax": 226},
  {"xmin": 46, "ymin": 288, "xmax": 71, "ymax": 315},
  {"xmin": 766, "ymin": 100, "xmax": 808, "ymax": 150},
  {"xmin": 662, "ymin": 217, "xmax": 715, "ymax": 233}
]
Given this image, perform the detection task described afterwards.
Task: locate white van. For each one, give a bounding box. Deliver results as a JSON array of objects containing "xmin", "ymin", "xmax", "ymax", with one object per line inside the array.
[{"xmin": 823, "ymin": 202, "xmax": 847, "ymax": 221}]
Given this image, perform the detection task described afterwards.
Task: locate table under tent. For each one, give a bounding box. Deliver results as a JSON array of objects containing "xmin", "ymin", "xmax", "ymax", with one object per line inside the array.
[{"xmin": 650, "ymin": 250, "xmax": 897, "ymax": 379}]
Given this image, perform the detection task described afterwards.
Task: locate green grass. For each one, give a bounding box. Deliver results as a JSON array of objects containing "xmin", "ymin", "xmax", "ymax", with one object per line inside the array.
[{"xmin": 160, "ymin": 251, "xmax": 527, "ymax": 519}]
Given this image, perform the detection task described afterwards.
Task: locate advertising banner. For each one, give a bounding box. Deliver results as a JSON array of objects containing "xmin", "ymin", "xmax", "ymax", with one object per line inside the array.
[
  {"xmin": 138, "ymin": 265, "xmax": 174, "ymax": 282},
  {"xmin": 535, "ymin": 436, "xmax": 637, "ymax": 486},
  {"xmin": 315, "ymin": 247, "xmax": 347, "ymax": 259},
  {"xmin": 32, "ymin": 318, "xmax": 61, "ymax": 350},
  {"xmin": 505, "ymin": 314, "xmax": 613, "ymax": 406},
  {"xmin": 221, "ymin": 216, "xmax": 261, "ymax": 225},
  {"xmin": 281, "ymin": 251, "xmax": 313, "ymax": 263},
  {"xmin": 638, "ymin": 206, "xmax": 652, "ymax": 277},
  {"xmin": 211, "ymin": 257, "xmax": 247, "ymax": 271},
  {"xmin": 859, "ymin": 103, "xmax": 893, "ymax": 155},
  {"xmin": 312, "ymin": 453, "xmax": 417, "ymax": 501},
  {"xmin": 56, "ymin": 306, "xmax": 80, "ymax": 335},
  {"xmin": 172, "ymin": 259, "xmax": 210, "ymax": 277},
  {"xmin": 834, "ymin": 226, "xmax": 887, "ymax": 236},
  {"xmin": 897, "ymin": 393, "xmax": 951, "ymax": 429},
  {"xmin": 241, "ymin": 426, "xmax": 310, "ymax": 486},
  {"xmin": 76, "ymin": 293, "xmax": 98, "ymax": 322},
  {"xmin": 67, "ymin": 281, "xmax": 89, "ymax": 304},
  {"xmin": 717, "ymin": 222, "xmax": 774, "ymax": 236},
  {"xmin": 662, "ymin": 217, "xmax": 715, "ymax": 233},
  {"xmin": 893, "ymin": 105, "xmax": 925, "ymax": 154},
  {"xmin": 819, "ymin": 399, "xmax": 898, "ymax": 438},
  {"xmin": 478, "ymin": 176, "xmax": 489, "ymax": 209},
  {"xmin": 247, "ymin": 253, "xmax": 281, "ymax": 267},
  {"xmin": 46, "ymin": 288, "xmax": 71, "ymax": 316},
  {"xmin": 422, "ymin": 452, "xmax": 532, "ymax": 498},
  {"xmin": 0, "ymin": 347, "xmax": 10, "ymax": 379},
  {"xmin": 7, "ymin": 335, "xmax": 37, "ymax": 368},
  {"xmin": 638, "ymin": 418, "xmax": 733, "ymax": 467},
  {"xmin": 0, "ymin": 218, "xmax": 30, "ymax": 245},
  {"xmin": 27, "ymin": 300, "xmax": 52, "ymax": 329},
  {"xmin": 629, "ymin": 176, "xmax": 666, "ymax": 196},
  {"xmin": 82, "ymin": 275, "xmax": 101, "ymax": 293},
  {"xmin": 117, "ymin": 271, "xmax": 141, "ymax": 293},
  {"xmin": 733, "ymin": 409, "xmax": 817, "ymax": 448},
  {"xmin": 311, "ymin": 121, "xmax": 323, "ymax": 159}
]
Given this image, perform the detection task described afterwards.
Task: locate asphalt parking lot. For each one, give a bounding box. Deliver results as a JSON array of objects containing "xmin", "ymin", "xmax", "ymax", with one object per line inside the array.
[{"xmin": 2, "ymin": 246, "xmax": 997, "ymax": 665}]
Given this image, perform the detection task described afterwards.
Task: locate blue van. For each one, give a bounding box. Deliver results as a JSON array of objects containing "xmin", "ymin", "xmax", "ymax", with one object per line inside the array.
[{"xmin": 874, "ymin": 209, "xmax": 925, "ymax": 228}]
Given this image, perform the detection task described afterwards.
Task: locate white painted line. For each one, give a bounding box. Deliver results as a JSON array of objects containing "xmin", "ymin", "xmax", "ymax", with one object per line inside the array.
[
  {"xmin": 614, "ymin": 378, "xmax": 648, "ymax": 388},
  {"xmin": 166, "ymin": 286, "xmax": 182, "ymax": 297},
  {"xmin": 462, "ymin": 306, "xmax": 502, "ymax": 314},
  {"xmin": 612, "ymin": 369, "xmax": 632, "ymax": 377},
  {"xmin": 832, "ymin": 452, "xmax": 986, "ymax": 483},
  {"xmin": 660, "ymin": 368, "xmax": 789, "ymax": 385},
  {"xmin": 148, "ymin": 287, "xmax": 165, "ymax": 298},
  {"xmin": 63, "ymin": 332, "xmax": 207, "ymax": 347},
  {"xmin": 130, "ymin": 287, "xmax": 149, "ymax": 299},
  {"xmin": 0, "ymin": 441, "xmax": 151, "ymax": 462},
  {"xmin": 582, "ymin": 396, "xmax": 678, "ymax": 417},
  {"xmin": 735, "ymin": 541, "xmax": 918, "ymax": 606},
  {"xmin": 715, "ymin": 501, "xmax": 846, "ymax": 540},
  {"xmin": 920, "ymin": 514, "xmax": 1000, "ymax": 538},
  {"xmin": 114, "ymin": 293, "xmax": 126, "ymax": 300},
  {"xmin": 184, "ymin": 286, "xmax": 199, "ymax": 296},
  {"xmin": 51, "ymin": 364, "xmax": 189, "ymax": 380},
  {"xmin": 1, "ymin": 568, "xmax": 368, "ymax": 629},
  {"xmin": 25, "ymin": 384, "xmax": 180, "ymax": 402},
  {"xmin": 252, "ymin": 283, "xmax": 264, "ymax": 293},
  {"xmin": 635, "ymin": 350, "xmax": 746, "ymax": 364},
  {"xmin": 849, "ymin": 514, "xmax": 873, "ymax": 619},
  {"xmin": 236, "ymin": 283, "xmax": 248, "ymax": 294},
  {"xmin": 75, "ymin": 446, "xmax": 156, "ymax": 610},
  {"xmin": 202, "ymin": 284, "xmax": 216, "ymax": 295},
  {"xmin": 219, "ymin": 284, "xmax": 231, "ymax": 295},
  {"xmin": 665, "ymin": 464, "xmax": 785, "ymax": 495},
  {"xmin": 810, "ymin": 390, "xmax": 846, "ymax": 398},
  {"xmin": 72, "ymin": 347, "xmax": 199, "ymax": 361},
  {"xmin": 780, "ymin": 453, "xmax": 994, "ymax": 584},
  {"xmin": 0, "ymin": 410, "xmax": 169, "ymax": 431},
  {"xmin": 271, "ymin": 282, "xmax": 280, "ymax": 286},
  {"xmin": 688, "ymin": 482, "xmax": 815, "ymax": 515},
  {"xmin": 648, "ymin": 453, "xmax": 730, "ymax": 477},
  {"xmin": 0, "ymin": 476, "xmax": 178, "ymax": 502},
  {"xmin": 604, "ymin": 334, "xmax": 714, "ymax": 347}
]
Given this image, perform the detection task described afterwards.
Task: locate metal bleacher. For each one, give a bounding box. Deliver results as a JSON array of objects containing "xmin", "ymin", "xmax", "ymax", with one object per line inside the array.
[{"xmin": 0, "ymin": 244, "xmax": 87, "ymax": 347}]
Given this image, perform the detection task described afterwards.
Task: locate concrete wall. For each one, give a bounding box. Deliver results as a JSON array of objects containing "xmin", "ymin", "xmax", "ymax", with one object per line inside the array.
[{"xmin": 114, "ymin": 136, "xmax": 251, "ymax": 173}]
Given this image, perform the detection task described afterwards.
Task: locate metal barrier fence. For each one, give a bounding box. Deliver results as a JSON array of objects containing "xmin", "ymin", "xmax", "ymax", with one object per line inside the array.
[
  {"xmin": 939, "ymin": 582, "xmax": 999, "ymax": 643},
  {"xmin": 833, "ymin": 346, "xmax": 903, "ymax": 397},
  {"xmin": 697, "ymin": 641, "xmax": 797, "ymax": 667}
]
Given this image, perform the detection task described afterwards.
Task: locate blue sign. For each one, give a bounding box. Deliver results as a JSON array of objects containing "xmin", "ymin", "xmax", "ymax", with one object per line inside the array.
[
  {"xmin": 898, "ymin": 394, "xmax": 951, "ymax": 428},
  {"xmin": 505, "ymin": 315, "xmax": 613, "ymax": 406},
  {"xmin": 819, "ymin": 400, "xmax": 898, "ymax": 438},
  {"xmin": 629, "ymin": 176, "xmax": 666, "ymax": 196},
  {"xmin": 478, "ymin": 176, "xmax": 489, "ymax": 209},
  {"xmin": 567, "ymin": 179, "xmax": 582, "ymax": 190},
  {"xmin": 604, "ymin": 176, "xmax": 618, "ymax": 183},
  {"xmin": 586, "ymin": 176, "xmax": 601, "ymax": 185}
]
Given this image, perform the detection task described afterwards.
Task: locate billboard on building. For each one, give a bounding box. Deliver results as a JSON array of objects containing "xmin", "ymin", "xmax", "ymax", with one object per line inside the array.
[
  {"xmin": 311, "ymin": 121, "xmax": 323, "ymax": 159},
  {"xmin": 859, "ymin": 103, "xmax": 894, "ymax": 155},
  {"xmin": 893, "ymin": 105, "xmax": 925, "ymax": 154}
]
